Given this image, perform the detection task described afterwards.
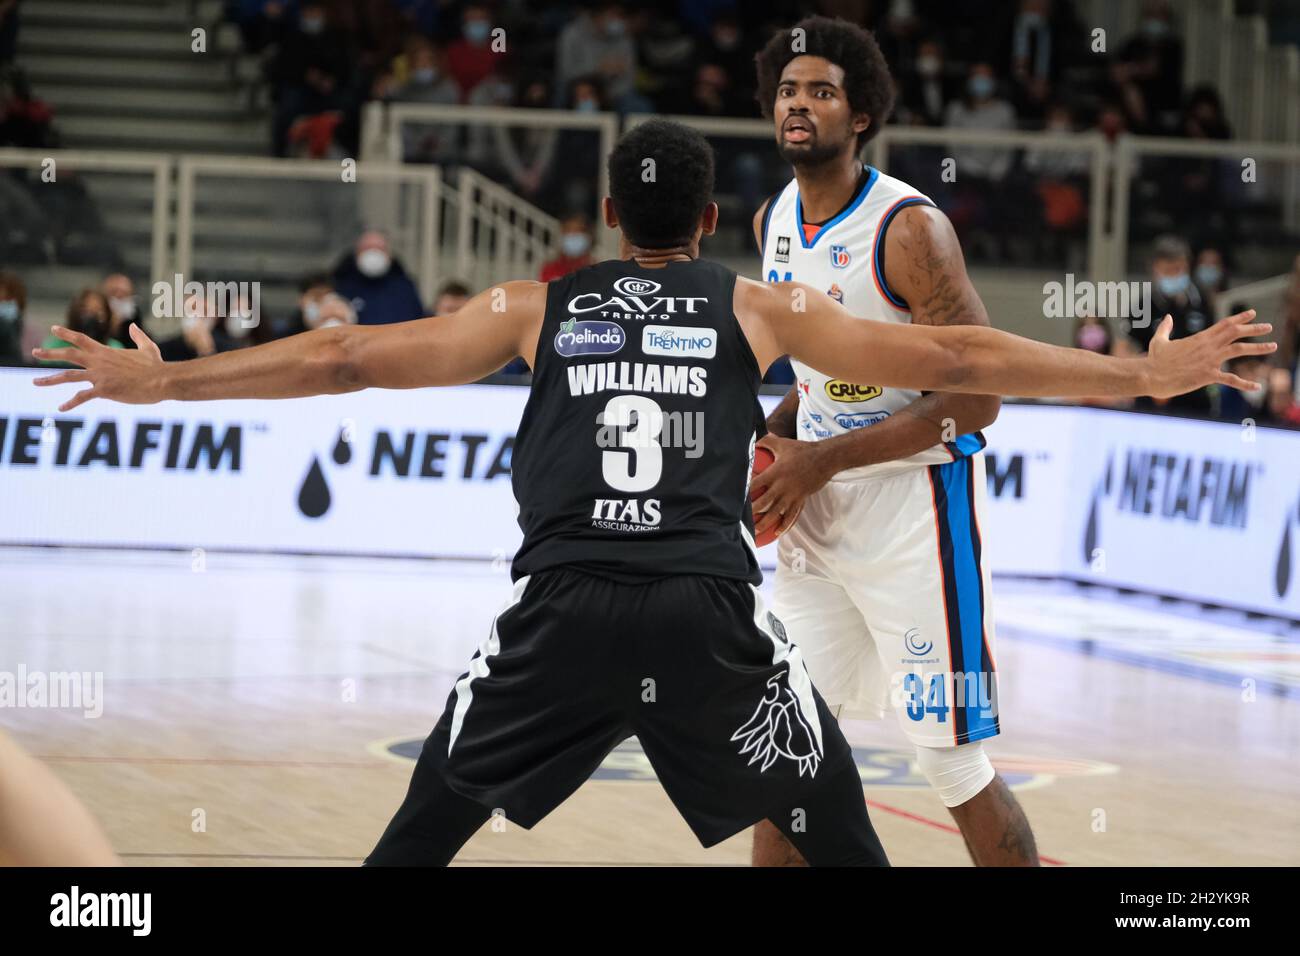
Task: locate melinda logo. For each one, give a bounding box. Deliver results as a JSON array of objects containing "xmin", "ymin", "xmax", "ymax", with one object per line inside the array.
[
  {"xmin": 642, "ymin": 325, "xmax": 716, "ymax": 359},
  {"xmin": 555, "ymin": 319, "xmax": 625, "ymax": 357}
]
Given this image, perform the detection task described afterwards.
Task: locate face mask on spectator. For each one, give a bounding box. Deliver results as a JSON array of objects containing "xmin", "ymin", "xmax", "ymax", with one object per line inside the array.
[
  {"xmin": 1076, "ymin": 324, "xmax": 1108, "ymax": 352},
  {"xmin": 562, "ymin": 233, "xmax": 591, "ymax": 258},
  {"xmin": 0, "ymin": 299, "xmax": 19, "ymax": 322},
  {"xmin": 1019, "ymin": 12, "xmax": 1045, "ymax": 28},
  {"xmin": 78, "ymin": 312, "xmax": 107, "ymax": 336},
  {"xmin": 916, "ymin": 55, "xmax": 941, "ymax": 78},
  {"xmin": 1156, "ymin": 273, "xmax": 1189, "ymax": 296},
  {"xmin": 412, "ymin": 67, "xmax": 438, "ymax": 86},
  {"xmin": 575, "ymin": 98, "xmax": 598, "ymax": 113},
  {"xmin": 320, "ymin": 317, "xmax": 347, "ymax": 329},
  {"xmin": 968, "ymin": 75, "xmax": 994, "ymax": 100},
  {"xmin": 1195, "ymin": 264, "xmax": 1222, "ymax": 288},
  {"xmin": 714, "ymin": 29, "xmax": 739, "ymax": 51},
  {"xmin": 604, "ymin": 18, "xmax": 626, "ymax": 39},
  {"xmin": 303, "ymin": 301, "xmax": 322, "ymax": 324},
  {"xmin": 300, "ymin": 14, "xmax": 325, "ymax": 34},
  {"xmin": 464, "ymin": 20, "xmax": 491, "ymax": 45},
  {"xmin": 358, "ymin": 249, "xmax": 391, "ymax": 278},
  {"xmin": 108, "ymin": 295, "xmax": 136, "ymax": 320}
]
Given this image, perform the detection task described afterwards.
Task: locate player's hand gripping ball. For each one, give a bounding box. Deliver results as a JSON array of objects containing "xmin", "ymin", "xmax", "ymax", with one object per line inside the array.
[{"xmin": 748, "ymin": 445, "xmax": 778, "ymax": 547}]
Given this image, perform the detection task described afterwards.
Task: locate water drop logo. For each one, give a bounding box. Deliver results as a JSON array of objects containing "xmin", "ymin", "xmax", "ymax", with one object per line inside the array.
[
  {"xmin": 1275, "ymin": 492, "xmax": 1300, "ymax": 598},
  {"xmin": 296, "ymin": 425, "xmax": 354, "ymax": 518},
  {"xmin": 1082, "ymin": 451, "xmax": 1114, "ymax": 566}
]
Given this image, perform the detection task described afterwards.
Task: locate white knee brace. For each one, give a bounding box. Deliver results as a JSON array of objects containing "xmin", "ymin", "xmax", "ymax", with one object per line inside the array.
[{"xmin": 915, "ymin": 742, "xmax": 996, "ymax": 808}]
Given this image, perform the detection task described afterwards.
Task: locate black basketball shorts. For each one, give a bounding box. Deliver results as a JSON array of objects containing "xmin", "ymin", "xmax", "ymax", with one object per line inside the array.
[{"xmin": 418, "ymin": 567, "xmax": 855, "ymax": 847}]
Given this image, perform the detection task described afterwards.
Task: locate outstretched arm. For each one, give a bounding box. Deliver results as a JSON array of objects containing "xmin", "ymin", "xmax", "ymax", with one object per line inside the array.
[
  {"xmin": 737, "ymin": 278, "xmax": 1274, "ymax": 400},
  {"xmin": 32, "ymin": 281, "xmax": 547, "ymax": 410}
]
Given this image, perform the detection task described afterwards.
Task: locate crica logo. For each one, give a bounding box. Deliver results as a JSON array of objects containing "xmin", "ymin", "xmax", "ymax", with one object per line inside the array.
[
  {"xmin": 297, "ymin": 425, "xmax": 513, "ymax": 518},
  {"xmin": 554, "ymin": 318, "xmax": 625, "ymax": 357},
  {"xmin": 1082, "ymin": 448, "xmax": 1255, "ymax": 566},
  {"xmin": 0, "ymin": 415, "xmax": 241, "ymax": 471}
]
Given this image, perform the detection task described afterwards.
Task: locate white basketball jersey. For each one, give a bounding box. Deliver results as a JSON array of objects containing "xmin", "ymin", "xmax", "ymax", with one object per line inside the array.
[{"xmin": 760, "ymin": 166, "xmax": 985, "ymax": 480}]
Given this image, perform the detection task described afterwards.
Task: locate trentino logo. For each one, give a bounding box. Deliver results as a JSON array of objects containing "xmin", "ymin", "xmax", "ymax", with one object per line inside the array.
[
  {"xmin": 554, "ymin": 318, "xmax": 625, "ymax": 357},
  {"xmin": 642, "ymin": 325, "xmax": 717, "ymax": 359}
]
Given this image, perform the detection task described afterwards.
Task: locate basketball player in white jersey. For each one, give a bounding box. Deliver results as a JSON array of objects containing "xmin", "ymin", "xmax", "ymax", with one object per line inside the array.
[{"xmin": 749, "ymin": 17, "xmax": 1033, "ymax": 866}]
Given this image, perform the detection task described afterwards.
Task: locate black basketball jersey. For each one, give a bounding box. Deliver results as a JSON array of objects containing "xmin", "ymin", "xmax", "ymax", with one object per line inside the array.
[{"xmin": 511, "ymin": 258, "xmax": 766, "ymax": 585}]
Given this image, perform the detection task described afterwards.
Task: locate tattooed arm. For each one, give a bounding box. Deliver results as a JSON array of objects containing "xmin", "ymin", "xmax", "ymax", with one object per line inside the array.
[{"xmin": 747, "ymin": 204, "xmax": 1000, "ymax": 538}]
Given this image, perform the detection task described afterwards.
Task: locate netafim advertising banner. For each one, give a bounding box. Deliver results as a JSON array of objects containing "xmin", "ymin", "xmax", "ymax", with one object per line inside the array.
[
  {"xmin": 982, "ymin": 404, "xmax": 1300, "ymax": 619},
  {"xmin": 3, "ymin": 368, "xmax": 1297, "ymax": 618}
]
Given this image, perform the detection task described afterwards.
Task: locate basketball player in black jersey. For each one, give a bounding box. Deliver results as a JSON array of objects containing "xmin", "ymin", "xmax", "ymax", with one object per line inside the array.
[{"xmin": 32, "ymin": 120, "xmax": 1272, "ymax": 866}]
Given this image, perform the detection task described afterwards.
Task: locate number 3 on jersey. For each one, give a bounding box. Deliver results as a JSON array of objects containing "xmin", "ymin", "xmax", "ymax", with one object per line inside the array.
[{"xmin": 599, "ymin": 394, "xmax": 663, "ymax": 493}]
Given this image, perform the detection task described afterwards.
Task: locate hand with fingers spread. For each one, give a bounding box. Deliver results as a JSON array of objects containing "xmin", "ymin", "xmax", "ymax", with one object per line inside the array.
[
  {"xmin": 750, "ymin": 434, "xmax": 834, "ymax": 542},
  {"xmin": 31, "ymin": 324, "xmax": 167, "ymax": 412},
  {"xmin": 1146, "ymin": 309, "xmax": 1277, "ymax": 399}
]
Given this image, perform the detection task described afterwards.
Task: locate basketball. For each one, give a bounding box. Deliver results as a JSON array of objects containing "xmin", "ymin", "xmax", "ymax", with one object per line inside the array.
[{"xmin": 749, "ymin": 445, "xmax": 778, "ymax": 547}]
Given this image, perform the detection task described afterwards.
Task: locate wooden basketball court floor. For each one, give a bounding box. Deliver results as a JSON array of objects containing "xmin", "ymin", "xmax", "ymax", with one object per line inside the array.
[{"xmin": 1, "ymin": 546, "xmax": 1296, "ymax": 867}]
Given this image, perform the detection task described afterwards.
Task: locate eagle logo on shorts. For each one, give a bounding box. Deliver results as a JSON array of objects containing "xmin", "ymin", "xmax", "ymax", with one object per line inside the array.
[{"xmin": 731, "ymin": 673, "xmax": 823, "ymax": 777}]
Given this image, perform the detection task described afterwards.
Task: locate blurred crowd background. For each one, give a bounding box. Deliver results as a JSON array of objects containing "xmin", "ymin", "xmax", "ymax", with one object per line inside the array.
[{"xmin": 2, "ymin": 0, "xmax": 1299, "ymax": 423}]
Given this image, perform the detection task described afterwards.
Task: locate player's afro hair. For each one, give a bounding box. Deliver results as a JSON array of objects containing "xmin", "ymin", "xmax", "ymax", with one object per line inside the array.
[
  {"xmin": 607, "ymin": 119, "xmax": 715, "ymax": 249},
  {"xmin": 754, "ymin": 16, "xmax": 896, "ymax": 150}
]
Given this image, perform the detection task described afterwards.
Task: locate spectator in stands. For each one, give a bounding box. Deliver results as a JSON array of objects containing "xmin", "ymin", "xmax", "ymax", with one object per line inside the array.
[
  {"xmin": 545, "ymin": 75, "xmax": 607, "ymax": 216},
  {"xmin": 1110, "ymin": 0, "xmax": 1184, "ymax": 134},
  {"xmin": 538, "ymin": 215, "xmax": 595, "ymax": 282},
  {"xmin": 100, "ymin": 273, "xmax": 141, "ymax": 351},
  {"xmin": 333, "ymin": 230, "xmax": 426, "ymax": 325},
  {"xmin": 1130, "ymin": 235, "xmax": 1213, "ymax": 412},
  {"xmin": 432, "ymin": 280, "xmax": 470, "ymax": 316},
  {"xmin": 0, "ymin": 67, "xmax": 55, "ymax": 149},
  {"xmin": 896, "ymin": 37, "xmax": 955, "ymax": 127},
  {"xmin": 1005, "ymin": 0, "xmax": 1070, "ymax": 123},
  {"xmin": 1265, "ymin": 367, "xmax": 1300, "ymax": 426},
  {"xmin": 1193, "ymin": 246, "xmax": 1228, "ymax": 311},
  {"xmin": 1071, "ymin": 314, "xmax": 1134, "ymax": 408},
  {"xmin": 383, "ymin": 36, "xmax": 461, "ymax": 164},
  {"xmin": 229, "ymin": 0, "xmax": 291, "ymax": 55},
  {"xmin": 158, "ymin": 293, "xmax": 219, "ymax": 362},
  {"xmin": 1218, "ymin": 354, "xmax": 1269, "ymax": 422},
  {"xmin": 555, "ymin": 2, "xmax": 647, "ymax": 113},
  {"xmin": 945, "ymin": 63, "xmax": 1017, "ymax": 179},
  {"xmin": 308, "ymin": 291, "xmax": 359, "ymax": 329},
  {"xmin": 1280, "ymin": 254, "xmax": 1300, "ymax": 380},
  {"xmin": 0, "ymin": 269, "xmax": 24, "ymax": 364},
  {"xmin": 269, "ymin": 0, "xmax": 352, "ymax": 156},
  {"xmin": 0, "ymin": 0, "xmax": 19, "ymax": 67},
  {"xmin": 698, "ymin": 12, "xmax": 756, "ymax": 114},
  {"xmin": 1073, "ymin": 314, "xmax": 1113, "ymax": 355},
  {"xmin": 445, "ymin": 2, "xmax": 501, "ymax": 101},
  {"xmin": 493, "ymin": 78, "xmax": 559, "ymax": 204},
  {"xmin": 38, "ymin": 290, "xmax": 122, "ymax": 367},
  {"xmin": 291, "ymin": 271, "xmax": 332, "ymax": 336},
  {"xmin": 944, "ymin": 62, "xmax": 1017, "ymax": 255}
]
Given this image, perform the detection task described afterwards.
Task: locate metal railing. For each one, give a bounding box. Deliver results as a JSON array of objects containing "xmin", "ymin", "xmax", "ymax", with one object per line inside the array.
[
  {"xmin": 453, "ymin": 168, "xmax": 560, "ymax": 290},
  {"xmin": 368, "ymin": 101, "xmax": 618, "ymax": 257},
  {"xmin": 175, "ymin": 156, "xmax": 442, "ymax": 304},
  {"xmin": 0, "ymin": 148, "xmax": 170, "ymax": 285}
]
